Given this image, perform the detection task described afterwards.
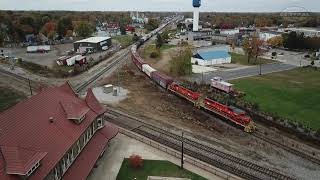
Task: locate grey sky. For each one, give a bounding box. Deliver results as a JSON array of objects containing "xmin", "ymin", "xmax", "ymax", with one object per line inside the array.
[{"xmin": 0, "ymin": 0, "xmax": 319, "ymax": 12}]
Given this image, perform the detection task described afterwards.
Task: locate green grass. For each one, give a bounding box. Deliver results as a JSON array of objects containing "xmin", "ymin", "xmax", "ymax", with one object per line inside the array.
[
  {"xmin": 116, "ymin": 159, "xmax": 207, "ymax": 180},
  {"xmin": 113, "ymin": 35, "xmax": 134, "ymax": 48},
  {"xmin": 230, "ymin": 52, "xmax": 276, "ymax": 66},
  {"xmin": 0, "ymin": 87, "xmax": 26, "ymax": 112},
  {"xmin": 231, "ymin": 68, "xmax": 320, "ymax": 130}
]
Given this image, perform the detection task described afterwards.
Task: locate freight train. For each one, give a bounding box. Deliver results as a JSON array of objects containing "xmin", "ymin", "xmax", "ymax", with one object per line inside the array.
[{"xmin": 130, "ymin": 16, "xmax": 255, "ymax": 133}]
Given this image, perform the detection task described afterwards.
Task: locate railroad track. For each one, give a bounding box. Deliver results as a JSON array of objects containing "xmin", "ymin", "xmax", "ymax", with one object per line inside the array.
[
  {"xmin": 75, "ymin": 50, "xmax": 130, "ymax": 93},
  {"xmin": 252, "ymin": 131, "xmax": 320, "ymax": 166},
  {"xmin": 0, "ymin": 68, "xmax": 39, "ymax": 91},
  {"xmin": 107, "ymin": 109, "xmax": 294, "ymax": 180}
]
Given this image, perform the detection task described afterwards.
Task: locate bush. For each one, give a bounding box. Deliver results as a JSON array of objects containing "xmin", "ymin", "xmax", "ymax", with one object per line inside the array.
[
  {"xmin": 129, "ymin": 155, "xmax": 143, "ymax": 169},
  {"xmin": 150, "ymin": 51, "xmax": 160, "ymax": 58}
]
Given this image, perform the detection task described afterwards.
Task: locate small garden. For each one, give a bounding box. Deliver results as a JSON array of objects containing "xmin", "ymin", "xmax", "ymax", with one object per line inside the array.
[{"xmin": 116, "ymin": 155, "xmax": 207, "ymax": 180}]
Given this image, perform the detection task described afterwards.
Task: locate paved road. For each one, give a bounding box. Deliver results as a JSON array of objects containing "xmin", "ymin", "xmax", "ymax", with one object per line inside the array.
[{"xmin": 186, "ymin": 63, "xmax": 297, "ymax": 84}]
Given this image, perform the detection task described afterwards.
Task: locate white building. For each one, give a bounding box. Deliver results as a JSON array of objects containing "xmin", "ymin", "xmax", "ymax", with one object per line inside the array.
[
  {"xmin": 259, "ymin": 32, "xmax": 282, "ymax": 41},
  {"xmin": 191, "ymin": 50, "xmax": 231, "ymax": 66}
]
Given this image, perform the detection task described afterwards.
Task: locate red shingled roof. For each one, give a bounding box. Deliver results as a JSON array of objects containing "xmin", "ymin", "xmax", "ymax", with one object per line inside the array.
[{"xmin": 0, "ymin": 82, "xmax": 116, "ymax": 180}]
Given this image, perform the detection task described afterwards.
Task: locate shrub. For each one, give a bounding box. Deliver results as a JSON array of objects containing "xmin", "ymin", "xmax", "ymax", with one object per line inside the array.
[
  {"xmin": 150, "ymin": 51, "xmax": 160, "ymax": 58},
  {"xmin": 129, "ymin": 155, "xmax": 143, "ymax": 169}
]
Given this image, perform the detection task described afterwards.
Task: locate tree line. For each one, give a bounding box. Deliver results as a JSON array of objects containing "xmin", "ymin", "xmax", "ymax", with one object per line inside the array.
[{"xmin": 0, "ymin": 11, "xmax": 132, "ymax": 45}]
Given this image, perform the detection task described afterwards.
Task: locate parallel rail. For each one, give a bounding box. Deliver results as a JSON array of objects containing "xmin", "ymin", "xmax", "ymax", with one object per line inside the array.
[
  {"xmin": 75, "ymin": 50, "xmax": 130, "ymax": 93},
  {"xmin": 107, "ymin": 109, "xmax": 294, "ymax": 180},
  {"xmin": 0, "ymin": 68, "xmax": 40, "ymax": 91},
  {"xmin": 253, "ymin": 131, "xmax": 320, "ymax": 166}
]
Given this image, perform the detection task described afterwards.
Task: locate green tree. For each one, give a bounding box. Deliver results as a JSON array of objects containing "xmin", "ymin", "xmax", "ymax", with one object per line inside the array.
[
  {"xmin": 145, "ymin": 18, "xmax": 159, "ymax": 31},
  {"xmin": 120, "ymin": 25, "xmax": 126, "ymax": 35},
  {"xmin": 156, "ymin": 34, "xmax": 163, "ymax": 49},
  {"xmin": 132, "ymin": 33, "xmax": 140, "ymax": 42},
  {"xmin": 170, "ymin": 46, "xmax": 193, "ymax": 76},
  {"xmin": 57, "ymin": 17, "xmax": 73, "ymax": 37},
  {"xmin": 75, "ymin": 21, "xmax": 93, "ymax": 38}
]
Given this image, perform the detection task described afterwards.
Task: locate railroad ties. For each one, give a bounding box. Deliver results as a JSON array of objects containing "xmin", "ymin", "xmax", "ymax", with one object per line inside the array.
[
  {"xmin": 107, "ymin": 109, "xmax": 294, "ymax": 180},
  {"xmin": 132, "ymin": 125, "xmax": 294, "ymax": 180}
]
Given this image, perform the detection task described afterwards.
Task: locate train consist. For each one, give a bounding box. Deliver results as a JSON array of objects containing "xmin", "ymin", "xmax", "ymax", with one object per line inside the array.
[{"xmin": 130, "ymin": 16, "xmax": 255, "ymax": 133}]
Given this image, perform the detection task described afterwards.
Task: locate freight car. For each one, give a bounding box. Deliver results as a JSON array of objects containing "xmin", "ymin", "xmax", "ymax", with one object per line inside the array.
[
  {"xmin": 130, "ymin": 16, "xmax": 255, "ymax": 133},
  {"xmin": 211, "ymin": 77, "xmax": 245, "ymax": 97}
]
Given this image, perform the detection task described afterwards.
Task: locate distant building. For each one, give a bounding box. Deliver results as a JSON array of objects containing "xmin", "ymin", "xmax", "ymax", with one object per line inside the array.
[
  {"xmin": 191, "ymin": 50, "xmax": 231, "ymax": 66},
  {"xmin": 285, "ymin": 27, "xmax": 320, "ymax": 37},
  {"xmin": 74, "ymin": 37, "xmax": 112, "ymax": 53},
  {"xmin": 211, "ymin": 34, "xmax": 235, "ymax": 44},
  {"xmin": 259, "ymin": 31, "xmax": 282, "ymax": 41},
  {"xmin": 0, "ymin": 82, "xmax": 118, "ymax": 180}
]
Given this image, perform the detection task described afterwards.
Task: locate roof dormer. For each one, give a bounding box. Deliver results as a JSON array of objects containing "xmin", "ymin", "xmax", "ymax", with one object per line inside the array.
[{"xmin": 1, "ymin": 146, "xmax": 47, "ymax": 177}]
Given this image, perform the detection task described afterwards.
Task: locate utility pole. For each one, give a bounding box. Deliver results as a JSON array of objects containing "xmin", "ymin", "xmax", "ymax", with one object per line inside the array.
[
  {"xmin": 259, "ymin": 60, "xmax": 262, "ymax": 76},
  {"xmin": 180, "ymin": 131, "xmax": 184, "ymax": 169},
  {"xmin": 28, "ymin": 79, "xmax": 33, "ymax": 95}
]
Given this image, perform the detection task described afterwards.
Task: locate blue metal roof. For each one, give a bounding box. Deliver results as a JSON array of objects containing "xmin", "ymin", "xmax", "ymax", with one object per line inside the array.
[{"xmin": 197, "ymin": 50, "xmax": 230, "ymax": 60}]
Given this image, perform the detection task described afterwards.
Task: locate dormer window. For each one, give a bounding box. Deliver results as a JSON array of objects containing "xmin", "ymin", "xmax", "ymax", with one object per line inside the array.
[
  {"xmin": 26, "ymin": 161, "xmax": 40, "ymax": 176},
  {"xmin": 97, "ymin": 117, "xmax": 104, "ymax": 129}
]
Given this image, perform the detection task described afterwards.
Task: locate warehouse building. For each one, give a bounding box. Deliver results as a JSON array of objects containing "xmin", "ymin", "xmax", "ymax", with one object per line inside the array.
[
  {"xmin": 0, "ymin": 82, "xmax": 118, "ymax": 180},
  {"xmin": 191, "ymin": 50, "xmax": 231, "ymax": 66},
  {"xmin": 74, "ymin": 37, "xmax": 112, "ymax": 53}
]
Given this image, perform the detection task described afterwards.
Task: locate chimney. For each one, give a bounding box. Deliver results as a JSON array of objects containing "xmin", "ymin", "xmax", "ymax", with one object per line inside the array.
[{"xmin": 49, "ymin": 117, "xmax": 54, "ymax": 123}]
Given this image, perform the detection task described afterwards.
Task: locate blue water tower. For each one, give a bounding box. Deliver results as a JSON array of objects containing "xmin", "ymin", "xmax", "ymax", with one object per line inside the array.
[{"xmin": 193, "ymin": 0, "xmax": 201, "ymax": 7}]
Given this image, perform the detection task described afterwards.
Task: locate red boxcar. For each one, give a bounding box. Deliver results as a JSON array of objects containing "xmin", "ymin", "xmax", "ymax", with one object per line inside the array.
[
  {"xmin": 131, "ymin": 53, "xmax": 145, "ymax": 70},
  {"xmin": 169, "ymin": 83, "xmax": 200, "ymax": 102},
  {"xmin": 203, "ymin": 98, "xmax": 252, "ymax": 127},
  {"xmin": 151, "ymin": 71, "xmax": 173, "ymax": 89}
]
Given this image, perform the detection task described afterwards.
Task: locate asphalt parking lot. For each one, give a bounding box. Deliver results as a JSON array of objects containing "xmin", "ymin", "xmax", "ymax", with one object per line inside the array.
[{"xmin": 0, "ymin": 40, "xmax": 121, "ymax": 68}]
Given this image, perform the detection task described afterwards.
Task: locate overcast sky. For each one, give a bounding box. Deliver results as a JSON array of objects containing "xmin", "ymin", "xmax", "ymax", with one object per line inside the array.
[{"xmin": 0, "ymin": 0, "xmax": 319, "ymax": 12}]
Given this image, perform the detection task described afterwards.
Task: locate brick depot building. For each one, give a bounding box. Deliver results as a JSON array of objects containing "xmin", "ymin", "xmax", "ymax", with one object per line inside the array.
[{"xmin": 0, "ymin": 83, "xmax": 118, "ymax": 180}]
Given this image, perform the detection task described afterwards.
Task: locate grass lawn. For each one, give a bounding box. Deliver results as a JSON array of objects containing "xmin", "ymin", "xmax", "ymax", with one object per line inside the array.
[
  {"xmin": 231, "ymin": 68, "xmax": 320, "ymax": 130},
  {"xmin": 0, "ymin": 87, "xmax": 26, "ymax": 112},
  {"xmin": 116, "ymin": 159, "xmax": 207, "ymax": 180},
  {"xmin": 230, "ymin": 52, "xmax": 276, "ymax": 66},
  {"xmin": 113, "ymin": 35, "xmax": 134, "ymax": 48}
]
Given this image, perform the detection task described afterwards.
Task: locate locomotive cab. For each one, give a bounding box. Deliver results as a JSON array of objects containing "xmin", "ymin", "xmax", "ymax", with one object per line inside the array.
[{"xmin": 229, "ymin": 106, "xmax": 251, "ymax": 124}]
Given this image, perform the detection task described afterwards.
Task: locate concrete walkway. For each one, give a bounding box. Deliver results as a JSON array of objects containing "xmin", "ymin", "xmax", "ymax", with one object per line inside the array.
[{"xmin": 87, "ymin": 134, "xmax": 225, "ymax": 180}]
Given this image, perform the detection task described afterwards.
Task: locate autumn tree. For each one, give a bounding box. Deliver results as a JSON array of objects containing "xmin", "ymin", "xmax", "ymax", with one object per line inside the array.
[
  {"xmin": 129, "ymin": 155, "xmax": 143, "ymax": 169},
  {"xmin": 75, "ymin": 21, "xmax": 93, "ymax": 38},
  {"xmin": 242, "ymin": 38, "xmax": 253, "ymax": 64},
  {"xmin": 242, "ymin": 33, "xmax": 263, "ymax": 64},
  {"xmin": 267, "ymin": 36, "xmax": 283, "ymax": 48}
]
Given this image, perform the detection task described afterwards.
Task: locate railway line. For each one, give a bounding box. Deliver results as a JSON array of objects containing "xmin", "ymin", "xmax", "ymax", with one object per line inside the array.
[
  {"xmin": 0, "ymin": 68, "xmax": 40, "ymax": 92},
  {"xmin": 253, "ymin": 131, "xmax": 320, "ymax": 166},
  {"xmin": 106, "ymin": 109, "xmax": 294, "ymax": 180},
  {"xmin": 75, "ymin": 49, "xmax": 130, "ymax": 93}
]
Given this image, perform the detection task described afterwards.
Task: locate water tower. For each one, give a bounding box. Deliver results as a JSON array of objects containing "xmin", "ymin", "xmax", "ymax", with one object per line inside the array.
[{"xmin": 193, "ymin": 0, "xmax": 201, "ymax": 31}]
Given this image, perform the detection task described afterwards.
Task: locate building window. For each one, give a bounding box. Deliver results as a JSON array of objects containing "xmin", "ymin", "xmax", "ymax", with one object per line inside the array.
[
  {"xmin": 97, "ymin": 117, "xmax": 104, "ymax": 129},
  {"xmin": 26, "ymin": 161, "xmax": 40, "ymax": 176}
]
